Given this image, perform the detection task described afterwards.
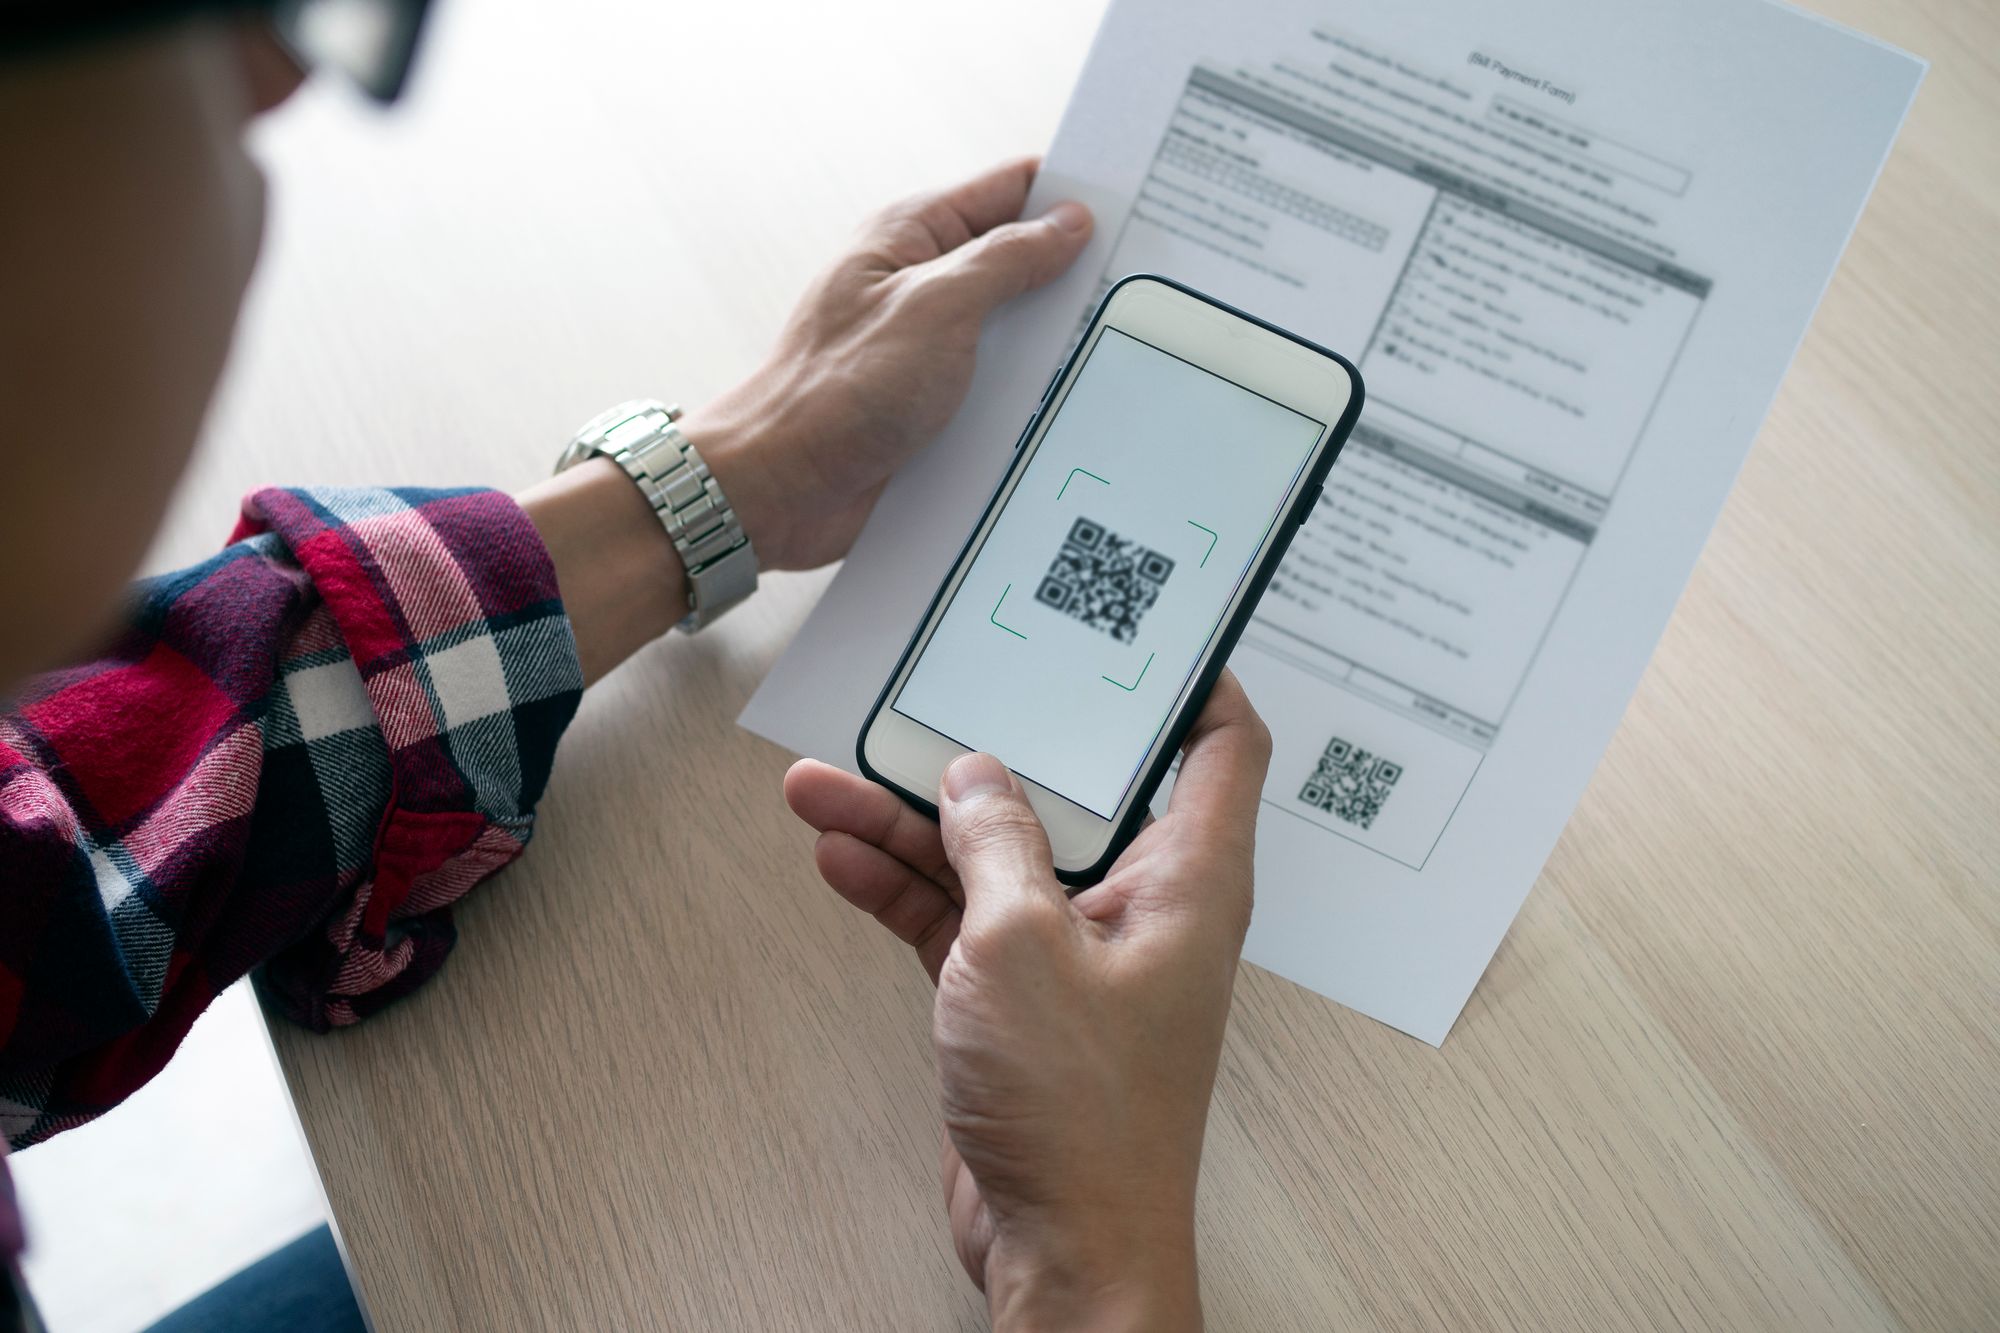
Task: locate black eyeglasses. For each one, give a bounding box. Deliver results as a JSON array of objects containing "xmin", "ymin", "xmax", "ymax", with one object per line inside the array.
[{"xmin": 0, "ymin": 0, "xmax": 434, "ymax": 103}]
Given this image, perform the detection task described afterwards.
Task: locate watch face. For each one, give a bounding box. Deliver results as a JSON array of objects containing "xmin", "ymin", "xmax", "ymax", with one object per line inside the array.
[{"xmin": 554, "ymin": 439, "xmax": 599, "ymax": 473}]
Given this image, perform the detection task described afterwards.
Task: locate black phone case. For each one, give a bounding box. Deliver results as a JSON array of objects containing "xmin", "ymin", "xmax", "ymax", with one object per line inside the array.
[{"xmin": 857, "ymin": 273, "xmax": 1366, "ymax": 887}]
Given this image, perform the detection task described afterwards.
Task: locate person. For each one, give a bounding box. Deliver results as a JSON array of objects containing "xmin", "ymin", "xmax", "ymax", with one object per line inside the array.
[{"xmin": 0, "ymin": 5, "xmax": 1271, "ymax": 1331}]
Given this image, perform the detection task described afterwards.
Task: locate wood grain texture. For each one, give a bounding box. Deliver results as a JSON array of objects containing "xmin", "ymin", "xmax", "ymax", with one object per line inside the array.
[{"xmin": 152, "ymin": 0, "xmax": 1999, "ymax": 1326}]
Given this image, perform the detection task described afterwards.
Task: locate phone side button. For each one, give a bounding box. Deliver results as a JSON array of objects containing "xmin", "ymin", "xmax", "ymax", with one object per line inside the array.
[
  {"xmin": 1014, "ymin": 417, "xmax": 1036, "ymax": 451},
  {"xmin": 1294, "ymin": 483, "xmax": 1324, "ymax": 523}
]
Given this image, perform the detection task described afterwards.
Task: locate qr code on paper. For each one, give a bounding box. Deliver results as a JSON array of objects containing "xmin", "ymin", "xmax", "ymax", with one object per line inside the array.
[
  {"xmin": 1298, "ymin": 735, "xmax": 1401, "ymax": 830},
  {"xmin": 1034, "ymin": 517, "xmax": 1174, "ymax": 643}
]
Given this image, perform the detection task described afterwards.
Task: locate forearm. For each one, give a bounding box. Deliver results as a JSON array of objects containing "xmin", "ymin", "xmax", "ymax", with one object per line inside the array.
[{"xmin": 515, "ymin": 457, "xmax": 688, "ymax": 686}]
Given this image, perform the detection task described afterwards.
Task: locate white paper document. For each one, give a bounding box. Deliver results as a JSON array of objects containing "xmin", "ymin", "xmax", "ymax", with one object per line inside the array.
[{"xmin": 742, "ymin": 0, "xmax": 1922, "ymax": 1043}]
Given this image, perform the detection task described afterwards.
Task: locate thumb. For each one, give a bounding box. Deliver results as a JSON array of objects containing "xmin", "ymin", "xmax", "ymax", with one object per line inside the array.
[
  {"xmin": 937, "ymin": 753, "xmax": 1067, "ymax": 936},
  {"xmin": 926, "ymin": 201, "xmax": 1093, "ymax": 314}
]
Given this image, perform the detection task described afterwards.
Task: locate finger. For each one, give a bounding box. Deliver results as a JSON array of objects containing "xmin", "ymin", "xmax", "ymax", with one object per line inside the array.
[
  {"xmin": 870, "ymin": 155, "xmax": 1043, "ymax": 262},
  {"xmin": 784, "ymin": 759, "xmax": 960, "ymax": 894},
  {"xmin": 918, "ymin": 201, "xmax": 1093, "ymax": 314},
  {"xmin": 1165, "ymin": 669, "xmax": 1272, "ymax": 838},
  {"xmin": 813, "ymin": 831, "xmax": 959, "ymax": 984},
  {"xmin": 936, "ymin": 754, "xmax": 1068, "ymax": 939},
  {"xmin": 1147, "ymin": 671, "xmax": 1270, "ymax": 934}
]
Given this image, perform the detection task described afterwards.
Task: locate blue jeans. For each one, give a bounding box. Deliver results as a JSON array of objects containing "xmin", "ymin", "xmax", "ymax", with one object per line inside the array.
[{"xmin": 143, "ymin": 1224, "xmax": 366, "ymax": 1333}]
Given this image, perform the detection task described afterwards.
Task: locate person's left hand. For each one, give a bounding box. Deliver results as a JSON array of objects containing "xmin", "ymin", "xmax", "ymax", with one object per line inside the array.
[{"xmin": 683, "ymin": 156, "xmax": 1093, "ymax": 571}]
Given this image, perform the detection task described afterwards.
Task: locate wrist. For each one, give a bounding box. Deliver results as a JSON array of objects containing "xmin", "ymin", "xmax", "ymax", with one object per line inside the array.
[
  {"xmin": 677, "ymin": 396, "xmax": 796, "ymax": 571},
  {"xmin": 516, "ymin": 457, "xmax": 687, "ymax": 685},
  {"xmin": 983, "ymin": 1219, "xmax": 1202, "ymax": 1333}
]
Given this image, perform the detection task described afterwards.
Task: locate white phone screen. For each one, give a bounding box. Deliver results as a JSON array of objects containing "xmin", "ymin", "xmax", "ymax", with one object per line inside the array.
[{"xmin": 892, "ymin": 327, "xmax": 1326, "ymax": 817}]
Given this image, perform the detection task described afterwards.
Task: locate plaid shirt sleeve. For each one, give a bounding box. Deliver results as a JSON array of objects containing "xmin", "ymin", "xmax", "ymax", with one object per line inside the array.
[{"xmin": 0, "ymin": 487, "xmax": 583, "ymax": 1149}]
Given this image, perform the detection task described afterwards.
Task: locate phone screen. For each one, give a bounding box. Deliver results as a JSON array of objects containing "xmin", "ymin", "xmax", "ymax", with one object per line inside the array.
[{"xmin": 892, "ymin": 326, "xmax": 1327, "ymax": 817}]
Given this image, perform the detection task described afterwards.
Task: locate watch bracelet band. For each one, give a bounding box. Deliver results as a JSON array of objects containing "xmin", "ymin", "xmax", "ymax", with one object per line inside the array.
[{"xmin": 554, "ymin": 399, "xmax": 758, "ymax": 631}]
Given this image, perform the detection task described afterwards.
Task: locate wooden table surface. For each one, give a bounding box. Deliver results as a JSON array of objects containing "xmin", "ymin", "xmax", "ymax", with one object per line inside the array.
[{"xmin": 153, "ymin": 0, "xmax": 2000, "ymax": 1325}]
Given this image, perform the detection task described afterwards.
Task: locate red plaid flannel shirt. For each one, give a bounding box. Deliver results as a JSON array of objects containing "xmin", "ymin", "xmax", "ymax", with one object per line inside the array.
[{"xmin": 0, "ymin": 486, "xmax": 583, "ymax": 1152}]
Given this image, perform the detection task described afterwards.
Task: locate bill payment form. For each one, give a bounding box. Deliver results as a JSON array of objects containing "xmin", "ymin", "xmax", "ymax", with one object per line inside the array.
[{"xmin": 742, "ymin": 0, "xmax": 1924, "ymax": 1043}]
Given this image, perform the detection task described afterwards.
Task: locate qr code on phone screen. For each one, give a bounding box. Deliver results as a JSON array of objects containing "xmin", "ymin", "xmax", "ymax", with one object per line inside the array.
[
  {"xmin": 1298, "ymin": 735, "xmax": 1401, "ymax": 830},
  {"xmin": 1034, "ymin": 517, "xmax": 1174, "ymax": 643}
]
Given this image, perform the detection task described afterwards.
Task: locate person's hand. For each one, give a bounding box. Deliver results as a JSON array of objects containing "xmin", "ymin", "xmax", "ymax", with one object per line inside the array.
[
  {"xmin": 783, "ymin": 672, "xmax": 1270, "ymax": 1333},
  {"xmin": 686, "ymin": 156, "xmax": 1093, "ymax": 571}
]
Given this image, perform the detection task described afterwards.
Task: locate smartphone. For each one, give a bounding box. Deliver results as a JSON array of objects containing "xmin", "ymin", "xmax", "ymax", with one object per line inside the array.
[{"xmin": 858, "ymin": 274, "xmax": 1363, "ymax": 884}]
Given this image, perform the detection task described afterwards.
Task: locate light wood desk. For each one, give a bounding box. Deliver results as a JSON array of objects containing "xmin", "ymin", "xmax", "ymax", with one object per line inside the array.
[{"xmin": 158, "ymin": 0, "xmax": 2000, "ymax": 1325}]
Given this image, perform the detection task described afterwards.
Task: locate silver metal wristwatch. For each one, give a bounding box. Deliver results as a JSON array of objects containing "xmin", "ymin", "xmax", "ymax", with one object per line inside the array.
[{"xmin": 554, "ymin": 399, "xmax": 759, "ymax": 631}]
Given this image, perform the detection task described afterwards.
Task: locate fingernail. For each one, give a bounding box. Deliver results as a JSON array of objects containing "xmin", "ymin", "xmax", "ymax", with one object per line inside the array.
[
  {"xmin": 943, "ymin": 753, "xmax": 1013, "ymax": 802},
  {"xmin": 1044, "ymin": 200, "xmax": 1091, "ymax": 233}
]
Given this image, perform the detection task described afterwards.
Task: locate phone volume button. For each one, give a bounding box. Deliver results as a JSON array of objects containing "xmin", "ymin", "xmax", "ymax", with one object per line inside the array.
[
  {"xmin": 1295, "ymin": 482, "xmax": 1324, "ymax": 523},
  {"xmin": 1014, "ymin": 417, "xmax": 1036, "ymax": 451}
]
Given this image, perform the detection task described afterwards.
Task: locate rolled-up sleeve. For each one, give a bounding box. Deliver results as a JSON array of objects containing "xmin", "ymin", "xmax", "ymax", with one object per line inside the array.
[{"xmin": 0, "ymin": 487, "xmax": 582, "ymax": 1149}]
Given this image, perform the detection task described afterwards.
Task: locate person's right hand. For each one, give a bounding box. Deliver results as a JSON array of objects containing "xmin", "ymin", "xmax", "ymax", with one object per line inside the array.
[{"xmin": 783, "ymin": 671, "xmax": 1271, "ymax": 1333}]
